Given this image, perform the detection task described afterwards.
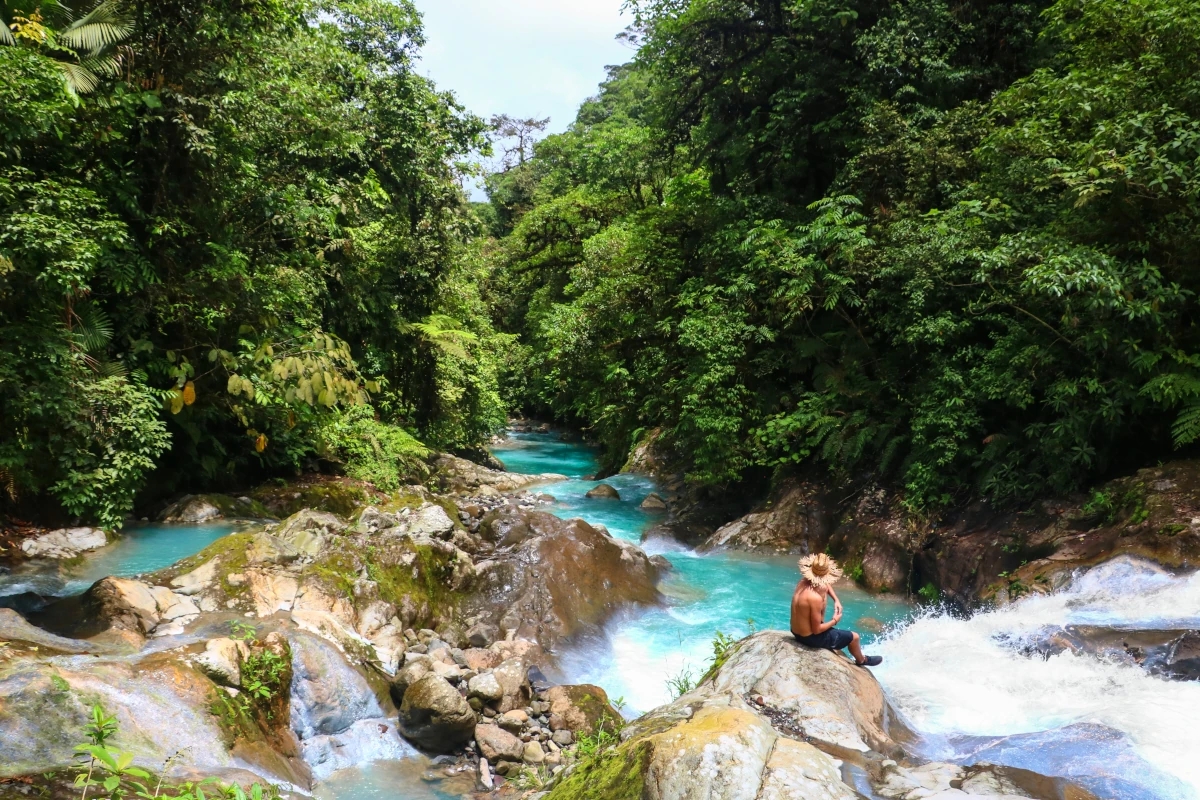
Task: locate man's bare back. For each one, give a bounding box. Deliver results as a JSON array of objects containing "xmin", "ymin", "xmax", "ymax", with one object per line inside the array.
[
  {"xmin": 790, "ymin": 581, "xmax": 828, "ymax": 637},
  {"xmin": 788, "ymin": 575, "xmax": 881, "ymax": 667}
]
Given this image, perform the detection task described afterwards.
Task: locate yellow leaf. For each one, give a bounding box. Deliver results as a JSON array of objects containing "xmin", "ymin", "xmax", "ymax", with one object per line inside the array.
[
  {"xmin": 182, "ymin": 381, "xmax": 196, "ymax": 406},
  {"xmin": 169, "ymin": 391, "xmax": 184, "ymax": 415},
  {"xmin": 255, "ymin": 434, "xmax": 268, "ymax": 453},
  {"xmin": 227, "ymin": 375, "xmax": 241, "ymax": 395}
]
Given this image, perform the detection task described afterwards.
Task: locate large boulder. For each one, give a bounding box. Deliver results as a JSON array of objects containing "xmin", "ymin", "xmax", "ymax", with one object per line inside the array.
[
  {"xmin": 546, "ymin": 631, "xmax": 1073, "ymax": 800},
  {"xmin": 701, "ymin": 479, "xmax": 833, "ymax": 555},
  {"xmin": 397, "ymin": 674, "xmax": 477, "ymax": 752},
  {"xmin": 19, "ymin": 527, "xmax": 108, "ymax": 559},
  {"xmin": 75, "ymin": 577, "xmax": 199, "ymax": 638},
  {"xmin": 160, "ymin": 494, "xmax": 270, "ymax": 523},
  {"xmin": 193, "ymin": 637, "xmax": 250, "ymax": 687},
  {"xmin": 465, "ymin": 509, "xmax": 660, "ymax": 649},
  {"xmin": 431, "ymin": 453, "xmax": 566, "ymax": 495}
]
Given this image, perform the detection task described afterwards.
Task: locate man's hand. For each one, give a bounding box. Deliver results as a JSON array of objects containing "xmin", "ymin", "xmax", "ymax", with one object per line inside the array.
[
  {"xmin": 834, "ymin": 600, "xmax": 844, "ymax": 617},
  {"xmin": 831, "ymin": 609, "xmax": 843, "ymax": 626}
]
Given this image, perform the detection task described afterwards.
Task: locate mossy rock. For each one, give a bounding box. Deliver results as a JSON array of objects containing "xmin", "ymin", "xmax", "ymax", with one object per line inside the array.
[
  {"xmin": 252, "ymin": 476, "xmax": 383, "ymax": 518},
  {"xmin": 544, "ymin": 740, "xmax": 651, "ymax": 800}
]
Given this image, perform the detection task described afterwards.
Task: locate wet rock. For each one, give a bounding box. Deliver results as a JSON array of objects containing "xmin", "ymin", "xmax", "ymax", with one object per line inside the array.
[
  {"xmin": 1162, "ymin": 630, "xmax": 1200, "ymax": 680},
  {"xmin": 170, "ymin": 559, "xmax": 218, "ymax": 595},
  {"xmin": 0, "ymin": 609, "xmax": 96, "ymax": 654},
  {"xmin": 432, "ymin": 453, "xmax": 566, "ymax": 495},
  {"xmin": 701, "ymin": 479, "xmax": 832, "ymax": 555},
  {"xmin": 475, "ymin": 723, "xmax": 525, "ymax": 762},
  {"xmin": 160, "ymin": 495, "xmax": 223, "ymax": 523},
  {"xmin": 639, "ymin": 492, "xmax": 668, "ymax": 511},
  {"xmin": 390, "ymin": 656, "xmax": 433, "ymax": 704},
  {"xmin": 544, "ymin": 685, "xmax": 621, "ymax": 734},
  {"xmin": 20, "ymin": 527, "xmax": 107, "ymax": 559},
  {"xmin": 194, "ymin": 637, "xmax": 250, "ymax": 687},
  {"xmin": 859, "ymin": 539, "xmax": 911, "ymax": 594},
  {"xmin": 398, "ymin": 675, "xmax": 477, "ymax": 752},
  {"xmin": 585, "ymin": 483, "xmax": 620, "ymax": 500},
  {"xmin": 464, "ymin": 509, "xmax": 660, "ymax": 651}
]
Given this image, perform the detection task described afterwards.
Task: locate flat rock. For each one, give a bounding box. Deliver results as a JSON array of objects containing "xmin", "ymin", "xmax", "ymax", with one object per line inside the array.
[{"xmin": 20, "ymin": 527, "xmax": 107, "ymax": 559}]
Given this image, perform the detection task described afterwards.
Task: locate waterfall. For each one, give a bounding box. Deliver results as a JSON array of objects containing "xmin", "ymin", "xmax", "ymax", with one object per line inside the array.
[
  {"xmin": 874, "ymin": 557, "xmax": 1200, "ymax": 800},
  {"xmin": 288, "ymin": 632, "xmax": 415, "ymax": 781}
]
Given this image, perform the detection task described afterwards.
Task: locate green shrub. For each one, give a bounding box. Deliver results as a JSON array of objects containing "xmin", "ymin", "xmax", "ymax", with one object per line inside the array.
[{"xmin": 318, "ymin": 405, "xmax": 429, "ymax": 491}]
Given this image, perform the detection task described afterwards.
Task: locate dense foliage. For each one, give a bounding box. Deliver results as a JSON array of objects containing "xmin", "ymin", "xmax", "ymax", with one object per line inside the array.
[
  {"xmin": 487, "ymin": 0, "xmax": 1200, "ymax": 509},
  {"xmin": 0, "ymin": 0, "xmax": 507, "ymax": 526}
]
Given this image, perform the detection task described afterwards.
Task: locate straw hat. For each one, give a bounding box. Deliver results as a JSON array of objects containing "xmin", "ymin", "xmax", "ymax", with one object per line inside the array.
[{"xmin": 798, "ymin": 553, "xmax": 843, "ymax": 588}]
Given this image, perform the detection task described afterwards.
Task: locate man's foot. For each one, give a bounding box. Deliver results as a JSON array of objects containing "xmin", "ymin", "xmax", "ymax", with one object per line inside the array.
[{"xmin": 856, "ymin": 656, "xmax": 882, "ymax": 667}]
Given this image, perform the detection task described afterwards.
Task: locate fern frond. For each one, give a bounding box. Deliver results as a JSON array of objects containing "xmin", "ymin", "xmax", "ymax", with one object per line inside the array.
[
  {"xmin": 72, "ymin": 305, "xmax": 115, "ymax": 353},
  {"xmin": 1172, "ymin": 401, "xmax": 1200, "ymax": 447}
]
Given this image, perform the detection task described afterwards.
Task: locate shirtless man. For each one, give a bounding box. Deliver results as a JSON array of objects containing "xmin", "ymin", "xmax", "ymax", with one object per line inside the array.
[{"xmin": 790, "ymin": 553, "xmax": 882, "ymax": 667}]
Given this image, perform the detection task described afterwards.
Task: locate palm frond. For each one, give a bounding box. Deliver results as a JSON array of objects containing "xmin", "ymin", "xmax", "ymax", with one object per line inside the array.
[
  {"xmin": 56, "ymin": 60, "xmax": 99, "ymax": 93},
  {"xmin": 56, "ymin": 1, "xmax": 132, "ymax": 52},
  {"xmin": 79, "ymin": 52, "xmax": 122, "ymax": 77},
  {"xmin": 0, "ymin": 13, "xmax": 15, "ymax": 46},
  {"xmin": 72, "ymin": 304, "xmax": 115, "ymax": 354}
]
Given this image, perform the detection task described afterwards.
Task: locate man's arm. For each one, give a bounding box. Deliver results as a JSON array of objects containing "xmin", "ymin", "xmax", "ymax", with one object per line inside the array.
[
  {"xmin": 828, "ymin": 585, "xmax": 844, "ymax": 617},
  {"xmin": 809, "ymin": 600, "xmax": 840, "ymax": 634}
]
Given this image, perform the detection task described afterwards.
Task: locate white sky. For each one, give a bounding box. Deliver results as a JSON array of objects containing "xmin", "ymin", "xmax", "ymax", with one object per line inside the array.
[{"xmin": 413, "ymin": 0, "xmax": 635, "ymax": 196}]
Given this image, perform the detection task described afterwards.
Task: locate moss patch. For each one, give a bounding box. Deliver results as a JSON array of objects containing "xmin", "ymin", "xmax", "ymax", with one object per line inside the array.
[
  {"xmin": 252, "ymin": 475, "xmax": 384, "ymax": 518},
  {"xmin": 545, "ymin": 740, "xmax": 651, "ymax": 800}
]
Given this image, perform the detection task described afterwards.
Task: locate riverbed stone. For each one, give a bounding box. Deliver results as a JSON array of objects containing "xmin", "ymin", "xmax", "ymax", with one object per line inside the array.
[
  {"xmin": 475, "ymin": 723, "xmax": 524, "ymax": 762},
  {"xmin": 585, "ymin": 483, "xmax": 620, "ymax": 500},
  {"xmin": 398, "ymin": 675, "xmax": 477, "ymax": 752},
  {"xmin": 468, "ymin": 672, "xmax": 504, "ymax": 702},
  {"xmin": 522, "ymin": 740, "xmax": 545, "ymax": 764},
  {"xmin": 640, "ymin": 492, "xmax": 667, "ymax": 511}
]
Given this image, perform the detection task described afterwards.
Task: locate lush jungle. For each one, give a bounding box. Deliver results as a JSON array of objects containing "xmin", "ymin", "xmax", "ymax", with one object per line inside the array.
[{"xmin": 5, "ymin": 0, "xmax": 1200, "ymax": 528}]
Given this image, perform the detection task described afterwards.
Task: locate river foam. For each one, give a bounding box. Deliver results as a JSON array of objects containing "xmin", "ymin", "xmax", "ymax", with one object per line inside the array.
[{"xmin": 874, "ymin": 557, "xmax": 1200, "ymax": 799}]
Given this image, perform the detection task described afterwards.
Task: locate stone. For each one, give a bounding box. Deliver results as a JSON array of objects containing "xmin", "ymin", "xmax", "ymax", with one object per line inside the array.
[
  {"xmin": 585, "ymin": 483, "xmax": 620, "ymax": 500},
  {"xmin": 20, "ymin": 527, "xmax": 107, "ymax": 559},
  {"xmin": 194, "ymin": 637, "xmax": 249, "ymax": 687},
  {"xmin": 639, "ymin": 493, "xmax": 668, "ymax": 511},
  {"xmin": 550, "ymin": 730, "xmax": 573, "ymax": 747},
  {"xmin": 398, "ymin": 675, "xmax": 477, "ymax": 752},
  {"xmin": 544, "ymin": 684, "xmax": 620, "ymax": 734},
  {"xmin": 463, "ymin": 647, "xmax": 502, "ymax": 671},
  {"xmin": 701, "ymin": 479, "xmax": 831, "ymax": 554},
  {"xmin": 478, "ymin": 758, "xmax": 493, "ymax": 791},
  {"xmin": 409, "ymin": 504, "xmax": 457, "ymax": 538},
  {"xmin": 468, "ymin": 672, "xmax": 504, "ymax": 702},
  {"xmin": 160, "ymin": 495, "xmax": 222, "ymax": 523},
  {"xmin": 170, "ymin": 559, "xmax": 218, "ymax": 595},
  {"xmin": 474, "ymin": 722, "xmax": 525, "ymax": 762},
  {"xmin": 758, "ymin": 736, "xmax": 857, "ymax": 799},
  {"xmin": 245, "ymin": 571, "xmax": 298, "ymax": 617},
  {"xmin": 497, "ymin": 709, "xmax": 528, "ymax": 732},
  {"xmin": 80, "ymin": 577, "xmax": 163, "ymax": 635},
  {"xmin": 1162, "ymin": 630, "xmax": 1200, "ymax": 680},
  {"xmin": 522, "ymin": 741, "xmax": 545, "ymax": 764},
  {"xmin": 245, "ymin": 534, "xmax": 301, "ymax": 566},
  {"xmin": 491, "ymin": 659, "xmax": 530, "ymax": 713},
  {"xmin": 463, "ymin": 509, "xmax": 659, "ymax": 652},
  {"xmin": 432, "ymin": 452, "xmax": 567, "ymax": 495},
  {"xmin": 390, "ymin": 656, "xmax": 433, "ymax": 705},
  {"xmin": 466, "ymin": 622, "xmax": 499, "ymax": 648}
]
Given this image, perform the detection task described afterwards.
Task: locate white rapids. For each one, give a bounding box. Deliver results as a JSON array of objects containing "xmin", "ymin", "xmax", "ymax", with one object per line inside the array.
[{"xmin": 874, "ymin": 557, "xmax": 1200, "ymax": 799}]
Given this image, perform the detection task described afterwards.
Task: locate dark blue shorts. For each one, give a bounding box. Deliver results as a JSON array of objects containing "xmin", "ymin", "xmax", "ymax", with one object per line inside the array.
[{"xmin": 793, "ymin": 628, "xmax": 855, "ymax": 651}]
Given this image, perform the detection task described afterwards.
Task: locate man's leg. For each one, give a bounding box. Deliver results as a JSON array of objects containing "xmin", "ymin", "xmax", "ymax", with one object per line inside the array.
[{"xmin": 846, "ymin": 631, "xmax": 866, "ymax": 664}]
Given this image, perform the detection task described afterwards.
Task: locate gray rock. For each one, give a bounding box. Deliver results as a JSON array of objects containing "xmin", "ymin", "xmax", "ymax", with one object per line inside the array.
[
  {"xmin": 468, "ymin": 672, "xmax": 504, "ymax": 703},
  {"xmin": 409, "ymin": 504, "xmax": 456, "ymax": 538},
  {"xmin": 522, "ymin": 740, "xmax": 545, "ymax": 764},
  {"xmin": 639, "ymin": 493, "xmax": 668, "ymax": 511},
  {"xmin": 398, "ymin": 675, "xmax": 477, "ymax": 752},
  {"xmin": 194, "ymin": 637, "xmax": 249, "ymax": 687},
  {"xmin": 466, "ymin": 622, "xmax": 499, "ymax": 648},
  {"xmin": 585, "ymin": 483, "xmax": 620, "ymax": 500},
  {"xmin": 160, "ymin": 495, "xmax": 223, "ymax": 524},
  {"xmin": 474, "ymin": 723, "xmax": 524, "ymax": 762},
  {"xmin": 20, "ymin": 527, "xmax": 107, "ymax": 559}
]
